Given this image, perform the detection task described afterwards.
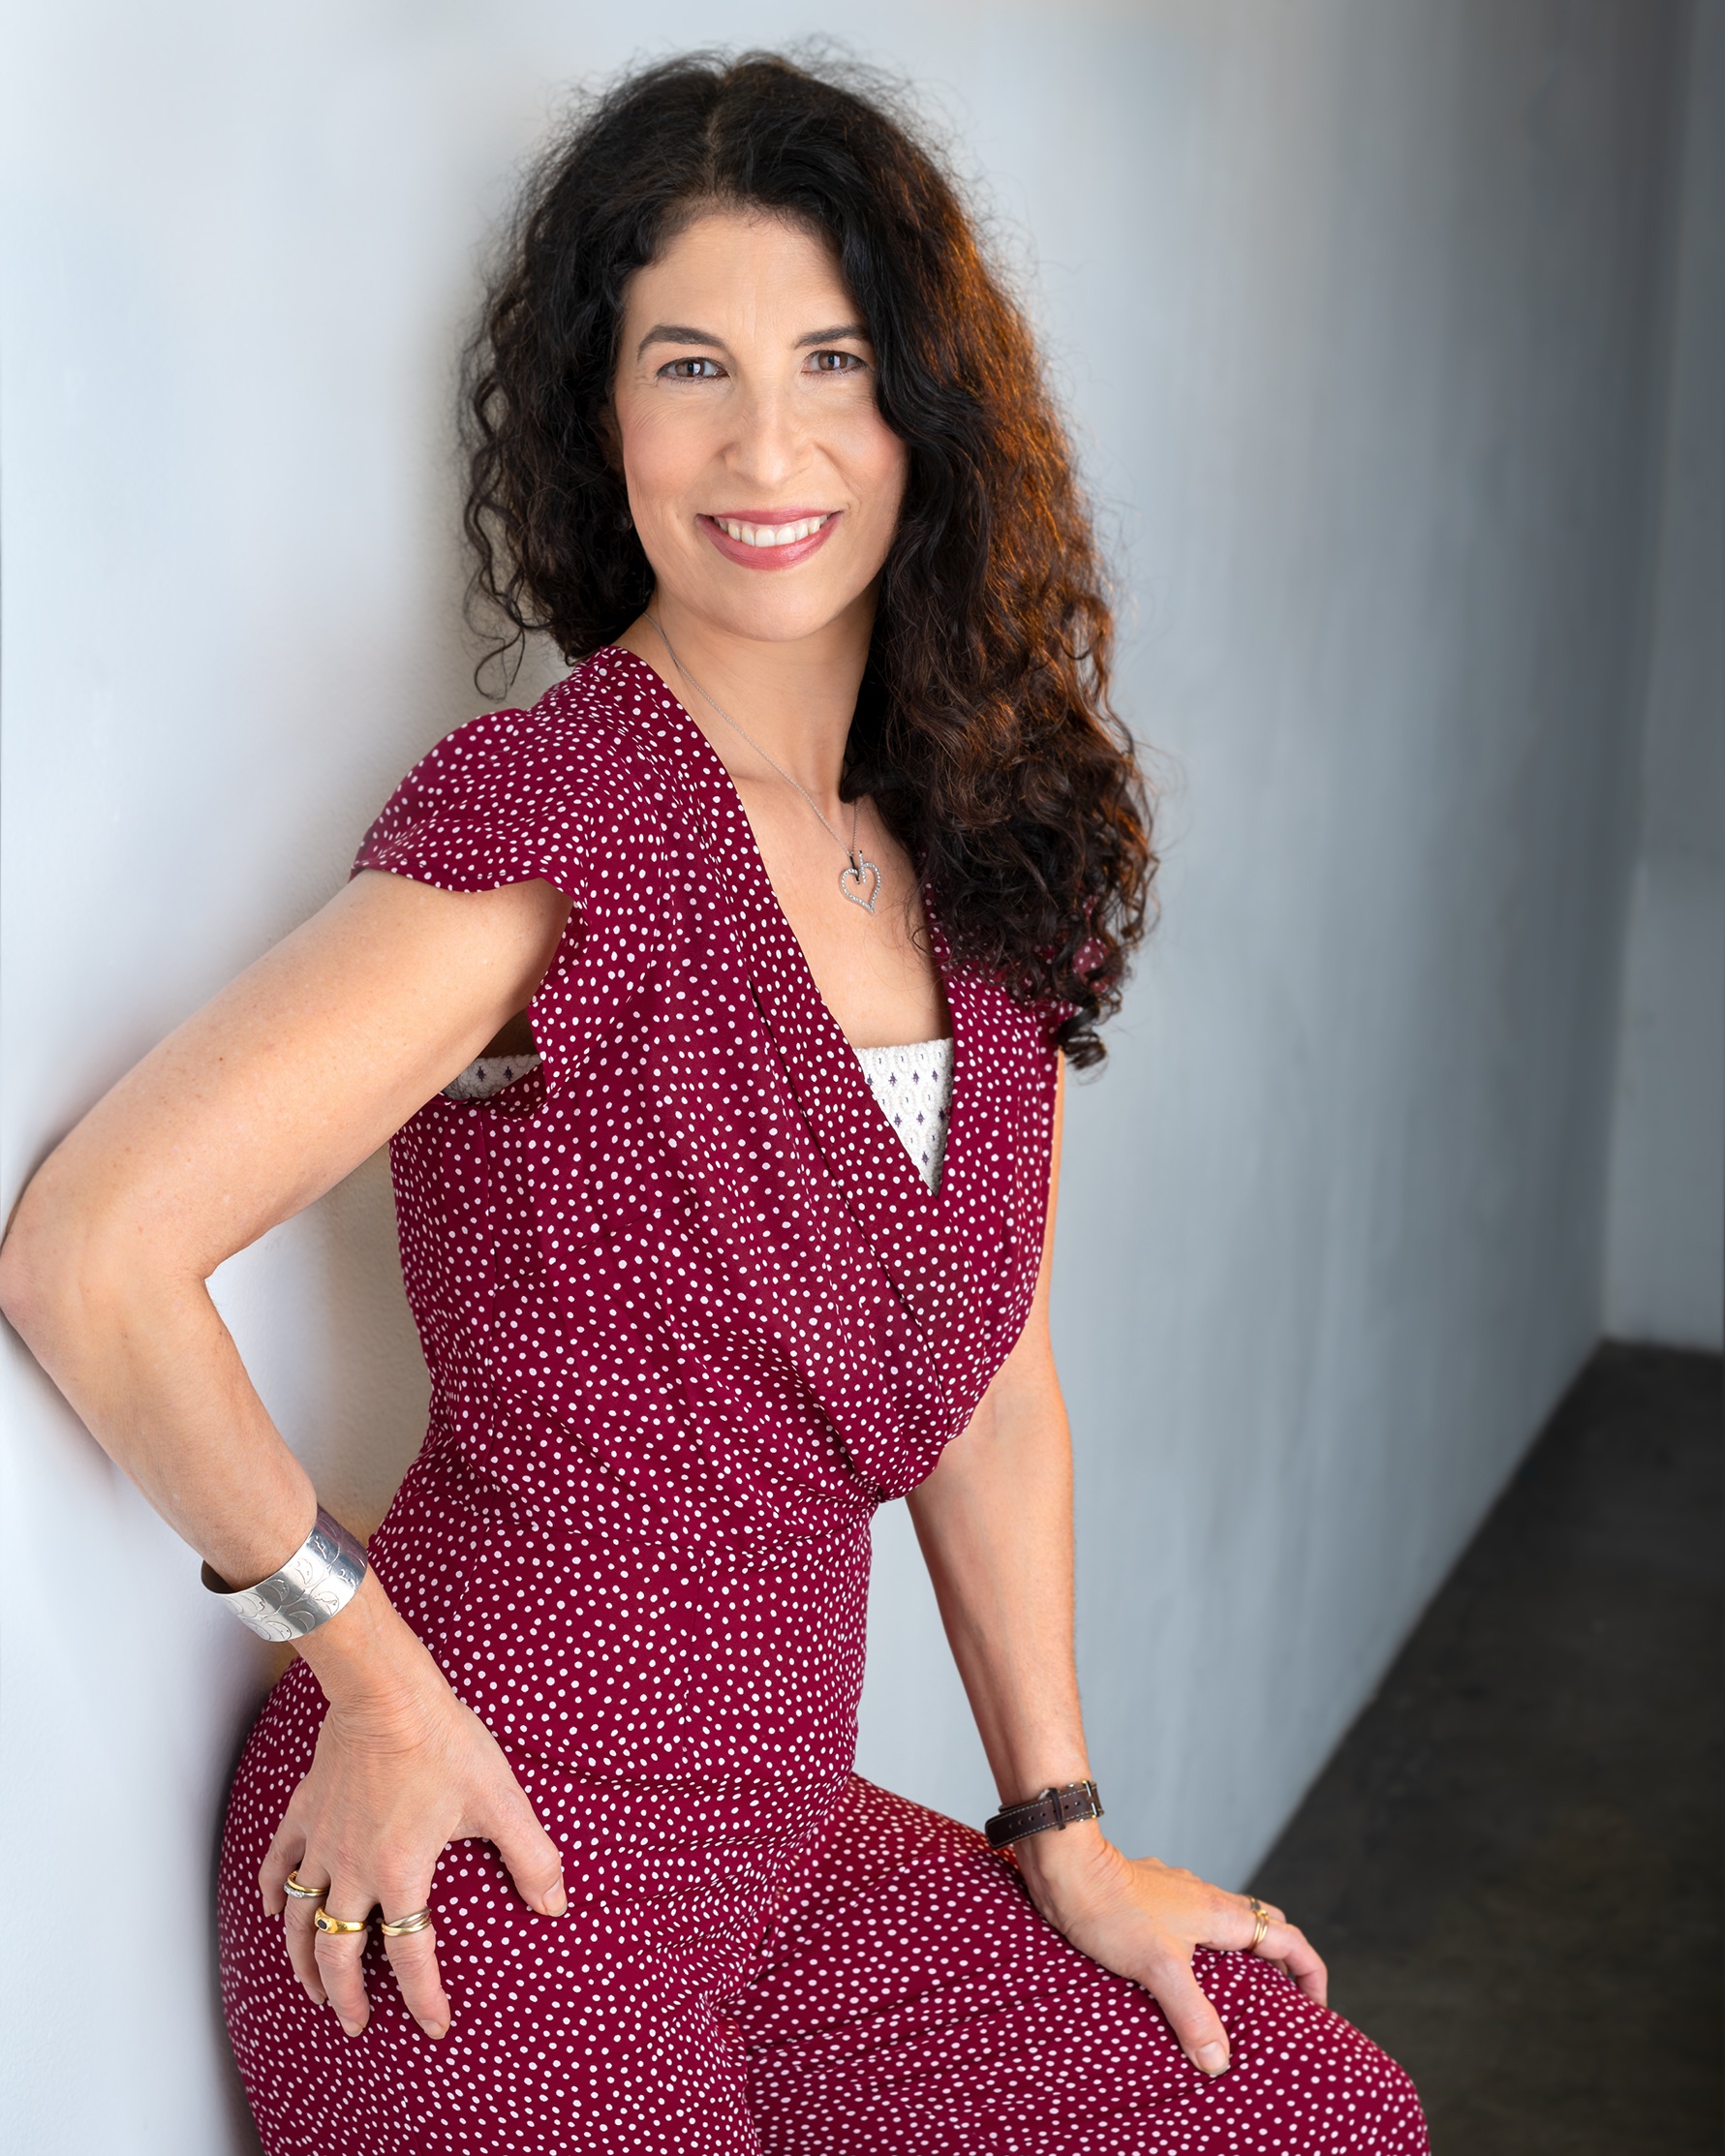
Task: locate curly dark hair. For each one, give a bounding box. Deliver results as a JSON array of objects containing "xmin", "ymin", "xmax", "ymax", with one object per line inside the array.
[{"xmin": 464, "ymin": 47, "xmax": 1155, "ymax": 1066}]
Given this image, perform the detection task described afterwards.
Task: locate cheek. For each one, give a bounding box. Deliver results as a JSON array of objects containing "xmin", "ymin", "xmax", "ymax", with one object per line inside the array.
[
  {"xmin": 849, "ymin": 418, "xmax": 909, "ymax": 542},
  {"xmin": 616, "ymin": 401, "xmax": 706, "ymax": 530}
]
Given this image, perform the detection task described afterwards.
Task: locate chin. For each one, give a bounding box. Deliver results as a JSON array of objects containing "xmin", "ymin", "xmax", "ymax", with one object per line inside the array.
[{"xmin": 685, "ymin": 574, "xmax": 874, "ymax": 646}]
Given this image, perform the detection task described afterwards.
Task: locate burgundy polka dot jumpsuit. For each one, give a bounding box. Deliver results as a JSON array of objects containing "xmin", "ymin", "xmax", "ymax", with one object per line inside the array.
[{"xmin": 217, "ymin": 648, "xmax": 1428, "ymax": 2153}]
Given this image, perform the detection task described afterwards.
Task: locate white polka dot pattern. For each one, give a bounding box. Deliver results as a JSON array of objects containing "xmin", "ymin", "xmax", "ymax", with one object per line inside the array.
[
  {"xmin": 214, "ymin": 648, "xmax": 1427, "ymax": 2153},
  {"xmin": 437, "ymin": 1037, "xmax": 953, "ymax": 1194},
  {"xmin": 737, "ymin": 1779, "xmax": 1428, "ymax": 2155}
]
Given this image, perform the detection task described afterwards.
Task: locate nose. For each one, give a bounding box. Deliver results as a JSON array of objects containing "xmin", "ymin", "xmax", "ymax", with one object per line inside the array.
[{"xmin": 724, "ymin": 376, "xmax": 809, "ymax": 494}]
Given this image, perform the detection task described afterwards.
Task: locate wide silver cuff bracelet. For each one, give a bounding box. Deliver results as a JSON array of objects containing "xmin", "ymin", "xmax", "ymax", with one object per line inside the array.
[{"xmin": 200, "ymin": 1507, "xmax": 368, "ymax": 1642}]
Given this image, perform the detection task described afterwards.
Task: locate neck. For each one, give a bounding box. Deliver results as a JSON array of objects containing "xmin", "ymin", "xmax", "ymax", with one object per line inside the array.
[{"xmin": 617, "ymin": 590, "xmax": 873, "ymax": 808}]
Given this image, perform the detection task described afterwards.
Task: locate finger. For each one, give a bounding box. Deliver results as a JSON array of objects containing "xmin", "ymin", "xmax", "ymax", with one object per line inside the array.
[
  {"xmin": 259, "ymin": 1816, "xmax": 307, "ymax": 1918},
  {"xmin": 1226, "ymin": 1891, "xmax": 1326, "ymax": 2005},
  {"xmin": 270, "ymin": 1838, "xmax": 330, "ymax": 2008},
  {"xmin": 1261, "ymin": 1921, "xmax": 1328, "ymax": 2007},
  {"xmin": 381, "ymin": 1918, "xmax": 451, "ymax": 2041},
  {"xmin": 1139, "ymin": 1951, "xmax": 1231, "ymax": 2077},
  {"xmin": 312, "ymin": 1891, "xmax": 376, "ymax": 2036},
  {"xmin": 374, "ymin": 1868, "xmax": 450, "ymax": 2039},
  {"xmin": 488, "ymin": 1793, "xmax": 568, "ymax": 1918},
  {"xmin": 281, "ymin": 1883, "xmax": 329, "ymax": 2007},
  {"xmin": 1219, "ymin": 1892, "xmax": 1282, "ymax": 1953}
]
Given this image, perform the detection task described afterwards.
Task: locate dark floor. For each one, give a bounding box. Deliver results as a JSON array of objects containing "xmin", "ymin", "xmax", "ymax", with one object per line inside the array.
[{"xmin": 1251, "ymin": 1341, "xmax": 1722, "ymax": 2156}]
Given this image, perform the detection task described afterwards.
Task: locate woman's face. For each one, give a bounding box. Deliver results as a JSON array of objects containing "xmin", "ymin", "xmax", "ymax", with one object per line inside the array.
[{"xmin": 611, "ymin": 208, "xmax": 909, "ymax": 646}]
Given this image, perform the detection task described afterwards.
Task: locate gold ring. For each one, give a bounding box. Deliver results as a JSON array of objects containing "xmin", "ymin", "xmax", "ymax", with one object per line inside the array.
[
  {"xmin": 1247, "ymin": 1895, "xmax": 1271, "ymax": 1951},
  {"xmin": 313, "ymin": 1908, "xmax": 372, "ymax": 1936},
  {"xmin": 283, "ymin": 1872, "xmax": 328, "ymax": 1902},
  {"xmin": 379, "ymin": 1907, "xmax": 433, "ymax": 1938}
]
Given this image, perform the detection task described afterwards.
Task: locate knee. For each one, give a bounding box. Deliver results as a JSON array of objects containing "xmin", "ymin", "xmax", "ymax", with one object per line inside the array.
[
  {"xmin": 1207, "ymin": 1953, "xmax": 1428, "ymax": 2147},
  {"xmin": 1300, "ymin": 2008, "xmax": 1428, "ymax": 2148}
]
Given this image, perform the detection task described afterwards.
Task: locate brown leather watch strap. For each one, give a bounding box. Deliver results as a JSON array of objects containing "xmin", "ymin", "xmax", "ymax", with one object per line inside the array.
[{"xmin": 984, "ymin": 1779, "xmax": 1104, "ymax": 1849}]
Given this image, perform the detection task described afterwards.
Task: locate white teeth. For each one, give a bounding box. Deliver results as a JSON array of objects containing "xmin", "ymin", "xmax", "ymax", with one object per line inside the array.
[{"xmin": 717, "ymin": 515, "xmax": 830, "ymax": 547}]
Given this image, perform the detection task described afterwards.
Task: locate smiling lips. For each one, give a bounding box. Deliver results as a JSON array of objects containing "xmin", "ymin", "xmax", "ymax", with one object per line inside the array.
[{"xmin": 698, "ymin": 508, "xmax": 841, "ymax": 570}]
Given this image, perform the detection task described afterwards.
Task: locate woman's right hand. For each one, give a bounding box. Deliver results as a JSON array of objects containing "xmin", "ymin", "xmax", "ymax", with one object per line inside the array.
[{"xmin": 259, "ymin": 1599, "xmax": 567, "ymax": 2042}]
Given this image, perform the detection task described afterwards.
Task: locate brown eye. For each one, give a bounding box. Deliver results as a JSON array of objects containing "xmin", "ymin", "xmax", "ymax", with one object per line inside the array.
[
  {"xmin": 809, "ymin": 350, "xmax": 865, "ymax": 373},
  {"xmin": 661, "ymin": 357, "xmax": 723, "ymax": 381}
]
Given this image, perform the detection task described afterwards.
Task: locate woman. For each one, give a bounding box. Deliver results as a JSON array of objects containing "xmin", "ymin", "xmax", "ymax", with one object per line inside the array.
[{"xmin": 0, "ymin": 51, "xmax": 1426, "ymax": 2156}]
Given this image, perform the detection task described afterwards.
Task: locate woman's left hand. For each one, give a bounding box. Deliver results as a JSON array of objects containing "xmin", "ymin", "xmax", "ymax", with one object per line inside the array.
[{"xmin": 1010, "ymin": 1825, "xmax": 1326, "ymax": 2078}]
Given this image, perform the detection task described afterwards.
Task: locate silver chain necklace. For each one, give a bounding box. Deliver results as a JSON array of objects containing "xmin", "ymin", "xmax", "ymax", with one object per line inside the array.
[{"xmin": 644, "ymin": 613, "xmax": 882, "ymax": 913}]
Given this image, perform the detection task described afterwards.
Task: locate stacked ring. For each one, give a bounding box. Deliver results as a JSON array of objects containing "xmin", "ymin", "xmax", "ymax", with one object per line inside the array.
[
  {"xmin": 313, "ymin": 1908, "xmax": 371, "ymax": 1936},
  {"xmin": 283, "ymin": 1872, "xmax": 328, "ymax": 1902},
  {"xmin": 1246, "ymin": 1895, "xmax": 1271, "ymax": 1951},
  {"xmin": 379, "ymin": 1908, "xmax": 434, "ymax": 1939}
]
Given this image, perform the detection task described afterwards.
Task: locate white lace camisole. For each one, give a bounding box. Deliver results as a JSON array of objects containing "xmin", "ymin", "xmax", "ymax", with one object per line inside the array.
[{"xmin": 443, "ymin": 1035, "xmax": 955, "ymax": 1193}]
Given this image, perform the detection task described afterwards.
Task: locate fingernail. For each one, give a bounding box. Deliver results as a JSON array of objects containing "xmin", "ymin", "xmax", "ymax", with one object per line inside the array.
[
  {"xmin": 339, "ymin": 2019, "xmax": 364, "ymax": 2039},
  {"xmin": 542, "ymin": 1886, "xmax": 568, "ymax": 1917},
  {"xmin": 1197, "ymin": 2042, "xmax": 1229, "ymax": 2076},
  {"xmin": 419, "ymin": 2017, "xmax": 449, "ymax": 2040}
]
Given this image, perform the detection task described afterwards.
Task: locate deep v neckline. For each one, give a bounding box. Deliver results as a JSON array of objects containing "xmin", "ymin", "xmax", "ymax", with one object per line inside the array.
[{"xmin": 603, "ymin": 645, "xmax": 968, "ymax": 1241}]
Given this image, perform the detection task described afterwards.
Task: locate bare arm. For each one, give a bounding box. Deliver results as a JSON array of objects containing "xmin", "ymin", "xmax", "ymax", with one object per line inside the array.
[
  {"xmin": 0, "ymin": 867, "xmax": 576, "ymax": 2041},
  {"xmin": 906, "ymin": 1057, "xmax": 1090, "ymax": 1806},
  {"xmin": 908, "ymin": 1054, "xmax": 1327, "ymax": 2078}
]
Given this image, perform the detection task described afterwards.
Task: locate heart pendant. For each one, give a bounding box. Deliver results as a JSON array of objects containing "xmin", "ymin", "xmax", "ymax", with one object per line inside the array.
[{"xmin": 839, "ymin": 852, "xmax": 881, "ymax": 912}]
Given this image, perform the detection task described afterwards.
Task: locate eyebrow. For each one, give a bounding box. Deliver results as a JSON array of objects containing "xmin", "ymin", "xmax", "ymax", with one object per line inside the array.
[
  {"xmin": 635, "ymin": 323, "xmax": 721, "ymax": 359},
  {"xmin": 634, "ymin": 321, "xmax": 871, "ymax": 361},
  {"xmin": 794, "ymin": 323, "xmax": 869, "ymax": 349}
]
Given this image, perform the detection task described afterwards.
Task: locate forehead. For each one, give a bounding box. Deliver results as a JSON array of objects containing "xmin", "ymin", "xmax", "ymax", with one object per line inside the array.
[{"xmin": 623, "ymin": 207, "xmax": 855, "ymax": 325}]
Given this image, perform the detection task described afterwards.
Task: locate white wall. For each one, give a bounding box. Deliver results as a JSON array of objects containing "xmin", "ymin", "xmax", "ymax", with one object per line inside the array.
[
  {"xmin": 865, "ymin": 0, "xmax": 1688, "ymax": 1867},
  {"xmin": 0, "ymin": 5, "xmax": 1690, "ymax": 2151},
  {"xmin": 1605, "ymin": 1, "xmax": 1725, "ymax": 1349}
]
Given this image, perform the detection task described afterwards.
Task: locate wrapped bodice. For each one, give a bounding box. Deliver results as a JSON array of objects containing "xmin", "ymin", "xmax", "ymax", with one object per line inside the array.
[{"xmin": 355, "ymin": 649, "xmax": 1062, "ymax": 1555}]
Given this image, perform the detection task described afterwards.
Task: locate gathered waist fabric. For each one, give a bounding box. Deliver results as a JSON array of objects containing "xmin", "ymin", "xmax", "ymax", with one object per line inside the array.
[{"xmin": 369, "ymin": 1428, "xmax": 874, "ymax": 1810}]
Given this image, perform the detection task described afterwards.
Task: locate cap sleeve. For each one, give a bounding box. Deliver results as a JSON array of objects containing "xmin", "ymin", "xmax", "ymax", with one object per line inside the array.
[{"xmin": 352, "ymin": 703, "xmax": 669, "ymax": 1100}]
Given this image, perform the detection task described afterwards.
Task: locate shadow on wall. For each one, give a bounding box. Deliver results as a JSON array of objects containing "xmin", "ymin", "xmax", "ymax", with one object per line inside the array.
[
  {"xmin": 204, "ymin": 1139, "xmax": 427, "ymax": 1558},
  {"xmin": 306, "ymin": 1150, "xmax": 431, "ymax": 1541}
]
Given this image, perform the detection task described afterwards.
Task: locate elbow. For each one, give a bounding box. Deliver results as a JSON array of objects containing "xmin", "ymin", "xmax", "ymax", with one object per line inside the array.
[
  {"xmin": 0, "ymin": 1183, "xmax": 53, "ymax": 1340},
  {"xmin": 0, "ymin": 1189, "xmax": 71, "ymax": 1352},
  {"xmin": 0, "ymin": 1172, "xmax": 137, "ymax": 1357},
  {"xmin": 0, "ymin": 1240, "xmax": 29, "ymax": 1339}
]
